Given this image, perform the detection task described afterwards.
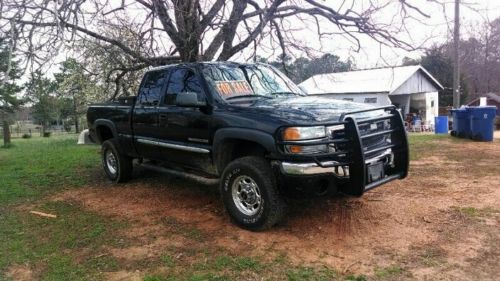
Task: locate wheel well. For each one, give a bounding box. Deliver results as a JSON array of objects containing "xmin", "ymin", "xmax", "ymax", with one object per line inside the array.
[
  {"xmin": 216, "ymin": 139, "xmax": 267, "ymax": 173},
  {"xmin": 96, "ymin": 125, "xmax": 114, "ymax": 143}
]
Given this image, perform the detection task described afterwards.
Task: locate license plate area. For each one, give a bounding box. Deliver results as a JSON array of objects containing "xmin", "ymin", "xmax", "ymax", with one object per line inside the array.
[{"xmin": 367, "ymin": 162, "xmax": 384, "ymax": 183}]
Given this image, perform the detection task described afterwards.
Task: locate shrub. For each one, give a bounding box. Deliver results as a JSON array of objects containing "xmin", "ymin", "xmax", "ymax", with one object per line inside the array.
[
  {"xmin": 43, "ymin": 132, "xmax": 52, "ymax": 137},
  {"xmin": 22, "ymin": 134, "xmax": 32, "ymax": 139}
]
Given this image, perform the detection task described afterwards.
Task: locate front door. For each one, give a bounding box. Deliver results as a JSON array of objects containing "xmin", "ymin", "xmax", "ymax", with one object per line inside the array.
[
  {"xmin": 133, "ymin": 69, "xmax": 169, "ymax": 160},
  {"xmin": 156, "ymin": 67, "xmax": 212, "ymax": 173}
]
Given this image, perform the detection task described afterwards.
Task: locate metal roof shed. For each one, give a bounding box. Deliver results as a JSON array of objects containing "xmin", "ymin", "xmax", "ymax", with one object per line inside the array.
[{"xmin": 299, "ymin": 65, "xmax": 444, "ymax": 123}]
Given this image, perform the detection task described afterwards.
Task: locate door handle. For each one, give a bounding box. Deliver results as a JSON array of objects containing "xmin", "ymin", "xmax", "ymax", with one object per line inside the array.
[{"xmin": 159, "ymin": 114, "xmax": 168, "ymax": 120}]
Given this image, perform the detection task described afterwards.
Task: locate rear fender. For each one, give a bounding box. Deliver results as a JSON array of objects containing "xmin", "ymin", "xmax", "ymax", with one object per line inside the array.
[{"xmin": 93, "ymin": 119, "xmax": 118, "ymax": 143}]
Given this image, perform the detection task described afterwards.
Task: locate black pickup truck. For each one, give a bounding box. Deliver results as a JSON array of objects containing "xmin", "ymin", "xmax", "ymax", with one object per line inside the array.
[{"xmin": 87, "ymin": 62, "xmax": 408, "ymax": 230}]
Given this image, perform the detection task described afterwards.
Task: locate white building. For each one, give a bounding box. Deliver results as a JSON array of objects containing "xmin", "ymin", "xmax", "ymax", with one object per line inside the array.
[{"xmin": 299, "ymin": 65, "xmax": 444, "ymax": 123}]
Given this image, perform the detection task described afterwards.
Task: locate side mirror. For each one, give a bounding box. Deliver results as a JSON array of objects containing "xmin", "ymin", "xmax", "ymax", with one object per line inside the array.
[{"xmin": 175, "ymin": 92, "xmax": 206, "ymax": 107}]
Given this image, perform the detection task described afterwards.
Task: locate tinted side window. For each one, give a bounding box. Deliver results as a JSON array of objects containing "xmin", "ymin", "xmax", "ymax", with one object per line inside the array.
[
  {"xmin": 138, "ymin": 70, "xmax": 168, "ymax": 106},
  {"xmin": 165, "ymin": 68, "xmax": 203, "ymax": 105}
]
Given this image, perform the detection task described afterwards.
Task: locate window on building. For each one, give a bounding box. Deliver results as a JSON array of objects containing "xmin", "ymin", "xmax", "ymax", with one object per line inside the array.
[{"xmin": 364, "ymin": 97, "xmax": 378, "ymax": 104}]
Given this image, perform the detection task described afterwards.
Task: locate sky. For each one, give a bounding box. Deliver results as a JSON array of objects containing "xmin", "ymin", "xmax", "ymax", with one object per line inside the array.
[
  {"xmin": 40, "ymin": 0, "xmax": 500, "ymax": 76},
  {"xmin": 226, "ymin": 0, "xmax": 500, "ymax": 69},
  {"xmin": 312, "ymin": 0, "xmax": 500, "ymax": 69}
]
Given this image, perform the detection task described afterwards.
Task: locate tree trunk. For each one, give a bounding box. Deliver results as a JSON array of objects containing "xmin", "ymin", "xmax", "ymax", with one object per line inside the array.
[
  {"xmin": 174, "ymin": 0, "xmax": 200, "ymax": 62},
  {"xmin": 75, "ymin": 116, "xmax": 79, "ymax": 133},
  {"xmin": 2, "ymin": 119, "xmax": 11, "ymax": 147},
  {"xmin": 73, "ymin": 94, "xmax": 79, "ymax": 133}
]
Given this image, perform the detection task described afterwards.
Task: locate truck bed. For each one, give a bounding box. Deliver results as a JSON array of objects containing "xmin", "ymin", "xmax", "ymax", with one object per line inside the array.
[{"xmin": 87, "ymin": 97, "xmax": 135, "ymax": 146}]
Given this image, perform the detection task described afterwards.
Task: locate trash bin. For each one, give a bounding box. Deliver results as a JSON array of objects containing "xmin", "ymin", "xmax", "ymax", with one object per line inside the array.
[
  {"xmin": 467, "ymin": 106, "xmax": 497, "ymax": 141},
  {"xmin": 450, "ymin": 108, "xmax": 470, "ymax": 138},
  {"xmin": 434, "ymin": 116, "xmax": 448, "ymax": 134}
]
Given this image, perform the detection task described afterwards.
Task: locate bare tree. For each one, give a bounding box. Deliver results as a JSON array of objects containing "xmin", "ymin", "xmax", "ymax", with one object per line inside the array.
[
  {"xmin": 1, "ymin": 0, "xmax": 433, "ymax": 98},
  {"xmin": 442, "ymin": 17, "xmax": 500, "ymax": 99}
]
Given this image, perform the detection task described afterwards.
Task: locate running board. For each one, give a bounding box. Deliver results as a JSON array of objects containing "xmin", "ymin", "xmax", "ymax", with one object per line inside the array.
[{"xmin": 140, "ymin": 163, "xmax": 220, "ymax": 185}]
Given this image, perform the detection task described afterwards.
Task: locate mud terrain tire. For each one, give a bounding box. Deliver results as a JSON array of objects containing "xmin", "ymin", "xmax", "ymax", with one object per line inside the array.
[
  {"xmin": 102, "ymin": 139, "xmax": 132, "ymax": 183},
  {"xmin": 220, "ymin": 156, "xmax": 286, "ymax": 230}
]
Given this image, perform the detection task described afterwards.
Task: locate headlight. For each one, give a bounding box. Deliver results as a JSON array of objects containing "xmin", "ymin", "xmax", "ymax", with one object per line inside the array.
[
  {"xmin": 282, "ymin": 126, "xmax": 327, "ymax": 154},
  {"xmin": 282, "ymin": 126, "xmax": 326, "ymax": 141},
  {"xmin": 326, "ymin": 124, "xmax": 345, "ymax": 137}
]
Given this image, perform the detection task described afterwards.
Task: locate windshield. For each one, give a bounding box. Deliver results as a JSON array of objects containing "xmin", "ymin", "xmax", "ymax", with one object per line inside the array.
[{"xmin": 202, "ymin": 64, "xmax": 304, "ymax": 101}]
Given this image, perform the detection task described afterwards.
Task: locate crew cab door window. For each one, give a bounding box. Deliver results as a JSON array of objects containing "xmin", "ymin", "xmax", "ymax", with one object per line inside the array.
[
  {"xmin": 164, "ymin": 68, "xmax": 204, "ymax": 105},
  {"xmin": 138, "ymin": 70, "xmax": 168, "ymax": 106}
]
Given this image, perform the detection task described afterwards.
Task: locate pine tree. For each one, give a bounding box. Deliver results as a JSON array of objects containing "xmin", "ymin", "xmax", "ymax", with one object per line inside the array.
[{"xmin": 0, "ymin": 38, "xmax": 22, "ymax": 147}]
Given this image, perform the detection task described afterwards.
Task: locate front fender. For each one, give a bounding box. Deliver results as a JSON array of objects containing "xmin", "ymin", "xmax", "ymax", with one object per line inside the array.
[{"xmin": 213, "ymin": 128, "xmax": 276, "ymax": 155}]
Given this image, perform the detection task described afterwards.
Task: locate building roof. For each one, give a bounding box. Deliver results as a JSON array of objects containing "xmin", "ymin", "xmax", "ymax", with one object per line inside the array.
[
  {"xmin": 486, "ymin": 93, "xmax": 500, "ymax": 103},
  {"xmin": 299, "ymin": 65, "xmax": 444, "ymax": 95},
  {"xmin": 466, "ymin": 93, "xmax": 500, "ymax": 105}
]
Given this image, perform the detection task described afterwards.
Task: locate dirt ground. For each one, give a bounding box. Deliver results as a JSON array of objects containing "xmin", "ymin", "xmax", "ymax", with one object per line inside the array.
[{"xmin": 47, "ymin": 137, "xmax": 500, "ymax": 280}]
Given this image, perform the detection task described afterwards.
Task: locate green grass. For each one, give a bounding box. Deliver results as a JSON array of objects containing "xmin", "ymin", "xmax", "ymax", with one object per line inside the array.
[
  {"xmin": 374, "ymin": 265, "xmax": 404, "ymax": 279},
  {"xmin": 287, "ymin": 266, "xmax": 337, "ymax": 281},
  {"xmin": 0, "ymin": 201, "xmax": 124, "ymax": 280},
  {"xmin": 0, "ymin": 135, "xmax": 100, "ymax": 205},
  {"xmin": 407, "ymin": 134, "xmax": 449, "ymax": 161},
  {"xmin": 0, "ymin": 136, "xmax": 108, "ymax": 279},
  {"xmin": 160, "ymin": 254, "xmax": 175, "ymax": 267},
  {"xmin": 418, "ymin": 246, "xmax": 446, "ymax": 267},
  {"xmin": 344, "ymin": 274, "xmax": 367, "ymax": 281},
  {"xmin": 452, "ymin": 206, "xmax": 499, "ymax": 219},
  {"xmin": 143, "ymin": 275, "xmax": 168, "ymax": 281},
  {"xmin": 455, "ymin": 206, "xmax": 479, "ymax": 217},
  {"xmin": 142, "ymin": 250, "xmax": 341, "ymax": 281}
]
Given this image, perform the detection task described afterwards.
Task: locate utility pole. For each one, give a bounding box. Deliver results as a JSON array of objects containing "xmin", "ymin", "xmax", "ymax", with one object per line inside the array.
[{"xmin": 452, "ymin": 0, "xmax": 460, "ymax": 108}]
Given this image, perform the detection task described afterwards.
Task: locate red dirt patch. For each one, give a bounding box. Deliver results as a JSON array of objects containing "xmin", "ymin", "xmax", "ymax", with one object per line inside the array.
[
  {"xmin": 51, "ymin": 138, "xmax": 500, "ymax": 278},
  {"xmin": 5, "ymin": 264, "xmax": 34, "ymax": 281}
]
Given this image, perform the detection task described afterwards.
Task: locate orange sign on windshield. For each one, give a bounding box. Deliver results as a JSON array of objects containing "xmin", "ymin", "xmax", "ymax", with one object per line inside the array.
[{"xmin": 215, "ymin": 80, "xmax": 253, "ymax": 97}]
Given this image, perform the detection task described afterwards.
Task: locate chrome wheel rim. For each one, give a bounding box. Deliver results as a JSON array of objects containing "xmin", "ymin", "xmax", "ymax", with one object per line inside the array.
[
  {"xmin": 231, "ymin": 175, "xmax": 262, "ymax": 216},
  {"xmin": 105, "ymin": 150, "xmax": 117, "ymax": 175}
]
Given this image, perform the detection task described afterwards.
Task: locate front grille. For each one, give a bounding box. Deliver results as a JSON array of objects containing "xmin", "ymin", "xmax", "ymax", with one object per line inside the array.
[
  {"xmin": 357, "ymin": 119, "xmax": 393, "ymax": 157},
  {"xmin": 356, "ymin": 114, "xmax": 398, "ymax": 158},
  {"xmin": 358, "ymin": 121, "xmax": 386, "ymax": 149},
  {"xmin": 276, "ymin": 106, "xmax": 404, "ymax": 169}
]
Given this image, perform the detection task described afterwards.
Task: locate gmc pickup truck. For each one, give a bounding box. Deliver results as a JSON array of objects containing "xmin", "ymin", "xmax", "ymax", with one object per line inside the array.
[{"xmin": 87, "ymin": 62, "xmax": 409, "ymax": 230}]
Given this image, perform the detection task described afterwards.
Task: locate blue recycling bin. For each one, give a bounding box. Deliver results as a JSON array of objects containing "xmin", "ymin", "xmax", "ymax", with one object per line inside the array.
[
  {"xmin": 467, "ymin": 106, "xmax": 497, "ymax": 141},
  {"xmin": 450, "ymin": 108, "xmax": 471, "ymax": 138},
  {"xmin": 434, "ymin": 116, "xmax": 448, "ymax": 134}
]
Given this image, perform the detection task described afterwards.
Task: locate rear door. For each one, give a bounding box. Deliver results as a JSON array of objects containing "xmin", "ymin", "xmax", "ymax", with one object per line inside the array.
[
  {"xmin": 156, "ymin": 67, "xmax": 212, "ymax": 172},
  {"xmin": 133, "ymin": 69, "xmax": 169, "ymax": 160}
]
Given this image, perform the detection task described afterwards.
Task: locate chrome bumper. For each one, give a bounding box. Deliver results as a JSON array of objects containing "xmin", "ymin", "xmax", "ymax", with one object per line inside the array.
[
  {"xmin": 280, "ymin": 161, "xmax": 349, "ymax": 177},
  {"xmin": 280, "ymin": 149, "xmax": 393, "ymax": 176}
]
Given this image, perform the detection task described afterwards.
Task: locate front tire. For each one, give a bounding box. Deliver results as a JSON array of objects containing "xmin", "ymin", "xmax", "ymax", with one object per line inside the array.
[
  {"xmin": 101, "ymin": 139, "xmax": 132, "ymax": 183},
  {"xmin": 220, "ymin": 156, "xmax": 287, "ymax": 230}
]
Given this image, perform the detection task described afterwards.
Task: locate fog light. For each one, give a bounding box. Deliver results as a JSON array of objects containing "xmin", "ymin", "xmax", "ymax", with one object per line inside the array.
[{"xmin": 285, "ymin": 144, "xmax": 328, "ymax": 154}]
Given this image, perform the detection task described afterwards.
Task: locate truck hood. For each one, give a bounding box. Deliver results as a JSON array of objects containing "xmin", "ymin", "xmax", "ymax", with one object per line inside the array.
[{"xmin": 228, "ymin": 95, "xmax": 384, "ymax": 122}]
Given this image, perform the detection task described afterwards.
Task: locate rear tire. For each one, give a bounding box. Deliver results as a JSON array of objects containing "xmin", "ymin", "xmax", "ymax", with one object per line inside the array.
[
  {"xmin": 220, "ymin": 156, "xmax": 287, "ymax": 230},
  {"xmin": 102, "ymin": 139, "xmax": 132, "ymax": 183}
]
